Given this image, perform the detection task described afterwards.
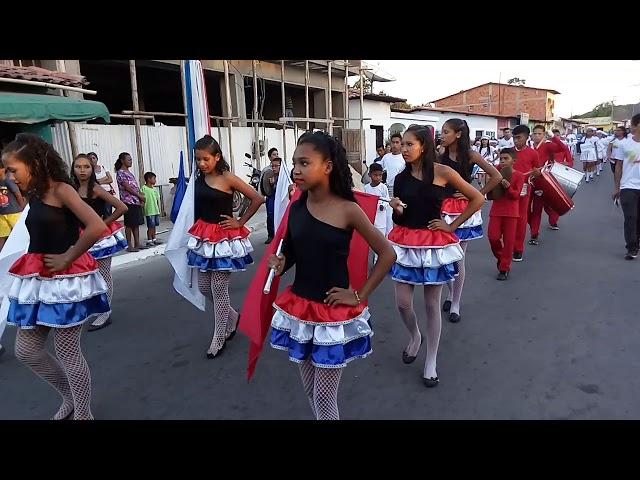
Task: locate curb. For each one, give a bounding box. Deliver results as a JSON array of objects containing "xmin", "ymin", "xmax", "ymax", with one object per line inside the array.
[{"xmin": 112, "ymin": 219, "xmax": 267, "ymax": 270}]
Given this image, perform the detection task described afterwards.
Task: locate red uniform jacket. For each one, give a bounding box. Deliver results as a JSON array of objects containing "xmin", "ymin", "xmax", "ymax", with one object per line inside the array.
[
  {"xmin": 534, "ymin": 136, "xmax": 563, "ymax": 166},
  {"xmin": 490, "ymin": 169, "xmax": 525, "ymax": 217},
  {"xmin": 513, "ymin": 146, "xmax": 539, "ymax": 179},
  {"xmin": 553, "ymin": 140, "xmax": 574, "ymax": 167}
]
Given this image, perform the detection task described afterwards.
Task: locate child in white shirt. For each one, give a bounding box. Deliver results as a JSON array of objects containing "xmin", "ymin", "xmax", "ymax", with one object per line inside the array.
[{"xmin": 363, "ymin": 163, "xmax": 390, "ymax": 263}]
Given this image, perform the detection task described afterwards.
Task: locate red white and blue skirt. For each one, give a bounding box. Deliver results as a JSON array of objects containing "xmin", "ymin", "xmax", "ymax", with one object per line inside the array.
[
  {"xmin": 388, "ymin": 226, "xmax": 464, "ymax": 285},
  {"xmin": 87, "ymin": 221, "xmax": 128, "ymax": 260},
  {"xmin": 186, "ymin": 219, "xmax": 254, "ymax": 272},
  {"xmin": 441, "ymin": 197, "xmax": 483, "ymax": 241},
  {"xmin": 7, "ymin": 252, "xmax": 111, "ymax": 329},
  {"xmin": 270, "ymin": 287, "xmax": 372, "ymax": 369}
]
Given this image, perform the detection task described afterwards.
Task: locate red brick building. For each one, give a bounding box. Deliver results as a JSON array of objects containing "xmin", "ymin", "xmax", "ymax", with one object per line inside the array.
[{"xmin": 430, "ymin": 82, "xmax": 559, "ymax": 129}]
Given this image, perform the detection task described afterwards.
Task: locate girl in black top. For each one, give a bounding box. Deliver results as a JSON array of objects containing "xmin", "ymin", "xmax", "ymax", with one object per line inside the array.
[
  {"xmin": 187, "ymin": 135, "xmax": 263, "ymax": 358},
  {"xmin": 388, "ymin": 125, "xmax": 484, "ymax": 387},
  {"xmin": 439, "ymin": 119, "xmax": 501, "ymax": 323},
  {"xmin": 72, "ymin": 154, "xmax": 129, "ymax": 332},
  {"xmin": 268, "ymin": 131, "xmax": 396, "ymax": 420},
  {"xmin": 2, "ymin": 134, "xmax": 109, "ymax": 420}
]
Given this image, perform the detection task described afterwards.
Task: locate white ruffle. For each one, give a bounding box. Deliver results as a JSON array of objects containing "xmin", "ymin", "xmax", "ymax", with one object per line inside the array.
[
  {"xmin": 393, "ymin": 243, "xmax": 464, "ymax": 268},
  {"xmin": 8, "ymin": 272, "xmax": 108, "ymax": 305},
  {"xmin": 271, "ymin": 308, "xmax": 372, "ymax": 345},
  {"xmin": 88, "ymin": 231, "xmax": 126, "ymax": 253},
  {"xmin": 580, "ymin": 150, "xmax": 598, "ymax": 162},
  {"xmin": 186, "ymin": 237, "xmax": 254, "ymax": 259},
  {"xmin": 442, "ymin": 210, "xmax": 483, "ymax": 228}
]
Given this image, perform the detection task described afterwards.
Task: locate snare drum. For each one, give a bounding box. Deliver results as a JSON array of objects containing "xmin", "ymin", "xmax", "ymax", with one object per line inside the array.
[
  {"xmin": 532, "ymin": 165, "xmax": 574, "ymax": 216},
  {"xmin": 549, "ymin": 162, "xmax": 584, "ymax": 198}
]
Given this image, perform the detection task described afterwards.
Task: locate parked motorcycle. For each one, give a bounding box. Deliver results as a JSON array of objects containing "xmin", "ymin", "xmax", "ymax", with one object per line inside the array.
[{"xmin": 233, "ymin": 153, "xmax": 262, "ymax": 217}]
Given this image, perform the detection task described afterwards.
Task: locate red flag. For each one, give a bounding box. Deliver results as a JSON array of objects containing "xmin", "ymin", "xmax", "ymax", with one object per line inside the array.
[{"xmin": 239, "ymin": 189, "xmax": 379, "ymax": 380}]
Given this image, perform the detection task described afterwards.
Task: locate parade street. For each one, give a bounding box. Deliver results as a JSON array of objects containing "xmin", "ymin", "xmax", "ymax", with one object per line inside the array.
[{"xmin": 1, "ymin": 171, "xmax": 637, "ymax": 420}]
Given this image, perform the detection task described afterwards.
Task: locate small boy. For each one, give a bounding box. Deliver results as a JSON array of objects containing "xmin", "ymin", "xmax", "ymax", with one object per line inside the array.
[
  {"xmin": 141, "ymin": 172, "xmax": 162, "ymax": 246},
  {"xmin": 363, "ymin": 162, "xmax": 390, "ymax": 262},
  {"xmin": 0, "ymin": 165, "xmax": 26, "ymax": 252},
  {"xmin": 487, "ymin": 148, "xmax": 524, "ymax": 281}
]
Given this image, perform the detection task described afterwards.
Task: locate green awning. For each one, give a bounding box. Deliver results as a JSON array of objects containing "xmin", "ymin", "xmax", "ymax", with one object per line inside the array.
[{"xmin": 0, "ymin": 92, "xmax": 110, "ymax": 124}]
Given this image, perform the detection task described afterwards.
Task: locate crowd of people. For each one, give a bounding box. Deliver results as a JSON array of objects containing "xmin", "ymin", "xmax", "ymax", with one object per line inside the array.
[{"xmin": 1, "ymin": 112, "xmax": 639, "ymax": 420}]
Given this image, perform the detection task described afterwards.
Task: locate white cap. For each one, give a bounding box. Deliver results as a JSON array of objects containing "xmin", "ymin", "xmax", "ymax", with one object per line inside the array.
[{"xmin": 587, "ymin": 126, "xmax": 597, "ymax": 132}]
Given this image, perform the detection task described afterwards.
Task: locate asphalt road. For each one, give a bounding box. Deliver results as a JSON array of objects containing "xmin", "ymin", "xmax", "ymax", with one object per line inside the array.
[{"xmin": 2, "ymin": 168, "xmax": 638, "ymax": 419}]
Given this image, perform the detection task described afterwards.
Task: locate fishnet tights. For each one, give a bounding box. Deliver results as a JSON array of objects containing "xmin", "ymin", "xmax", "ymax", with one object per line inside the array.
[
  {"xmin": 91, "ymin": 258, "xmax": 112, "ymax": 326},
  {"xmin": 15, "ymin": 325, "xmax": 93, "ymax": 420},
  {"xmin": 197, "ymin": 271, "xmax": 239, "ymax": 355},
  {"xmin": 298, "ymin": 360, "xmax": 343, "ymax": 420}
]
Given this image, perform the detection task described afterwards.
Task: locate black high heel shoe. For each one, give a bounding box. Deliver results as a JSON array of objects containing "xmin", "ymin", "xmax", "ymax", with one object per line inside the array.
[
  {"xmin": 443, "ymin": 300, "xmax": 451, "ymax": 312},
  {"xmin": 402, "ymin": 335, "xmax": 423, "ymax": 364},
  {"xmin": 226, "ymin": 313, "xmax": 240, "ymax": 341},
  {"xmin": 423, "ymin": 376, "xmax": 439, "ymax": 388}
]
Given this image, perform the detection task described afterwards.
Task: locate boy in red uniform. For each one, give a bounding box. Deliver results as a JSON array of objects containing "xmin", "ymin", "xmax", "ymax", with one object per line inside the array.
[
  {"xmin": 529, "ymin": 125, "xmax": 565, "ymax": 241},
  {"xmin": 511, "ymin": 125, "xmax": 540, "ymax": 262},
  {"xmin": 488, "ymin": 148, "xmax": 525, "ymax": 280}
]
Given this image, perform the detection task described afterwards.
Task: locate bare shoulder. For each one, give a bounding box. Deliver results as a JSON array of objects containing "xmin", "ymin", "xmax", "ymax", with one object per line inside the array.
[
  {"xmin": 434, "ymin": 162, "xmax": 454, "ymax": 176},
  {"xmin": 469, "ymin": 150, "xmax": 484, "ymax": 163},
  {"xmin": 52, "ymin": 182, "xmax": 77, "ymax": 197}
]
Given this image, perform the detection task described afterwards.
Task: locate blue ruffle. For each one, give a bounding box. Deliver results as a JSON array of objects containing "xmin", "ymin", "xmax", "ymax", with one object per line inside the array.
[
  {"xmin": 270, "ymin": 327, "xmax": 372, "ymax": 368},
  {"xmin": 390, "ymin": 262, "xmax": 458, "ymax": 285},
  {"xmin": 8, "ymin": 294, "xmax": 111, "ymax": 329},
  {"xmin": 454, "ymin": 224, "xmax": 483, "ymax": 241},
  {"xmin": 89, "ymin": 238, "xmax": 128, "ymax": 259},
  {"xmin": 186, "ymin": 250, "xmax": 253, "ymax": 272}
]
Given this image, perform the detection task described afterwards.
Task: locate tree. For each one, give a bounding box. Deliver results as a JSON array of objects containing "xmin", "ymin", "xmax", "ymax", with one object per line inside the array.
[
  {"xmin": 391, "ymin": 102, "xmax": 412, "ymax": 110},
  {"xmin": 352, "ymin": 77, "xmax": 372, "ymax": 93},
  {"xmin": 575, "ymin": 101, "xmax": 614, "ymax": 118},
  {"xmin": 507, "ymin": 77, "xmax": 526, "ymax": 86}
]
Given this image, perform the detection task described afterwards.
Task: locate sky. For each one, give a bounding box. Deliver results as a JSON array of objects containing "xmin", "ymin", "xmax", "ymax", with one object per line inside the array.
[{"xmin": 364, "ymin": 60, "xmax": 640, "ymax": 118}]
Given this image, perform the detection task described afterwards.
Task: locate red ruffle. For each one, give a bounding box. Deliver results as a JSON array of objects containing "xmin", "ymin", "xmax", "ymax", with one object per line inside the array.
[
  {"xmin": 388, "ymin": 225, "xmax": 459, "ymax": 248},
  {"xmin": 188, "ymin": 219, "xmax": 251, "ymax": 243},
  {"xmin": 441, "ymin": 197, "xmax": 468, "ymax": 215},
  {"xmin": 9, "ymin": 252, "xmax": 99, "ymax": 279},
  {"xmin": 274, "ymin": 286, "xmax": 367, "ymax": 325},
  {"xmin": 80, "ymin": 221, "xmax": 124, "ymax": 240}
]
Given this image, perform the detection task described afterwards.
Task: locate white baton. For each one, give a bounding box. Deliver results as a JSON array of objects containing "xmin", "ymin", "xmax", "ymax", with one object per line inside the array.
[{"xmin": 263, "ymin": 239, "xmax": 284, "ymax": 294}]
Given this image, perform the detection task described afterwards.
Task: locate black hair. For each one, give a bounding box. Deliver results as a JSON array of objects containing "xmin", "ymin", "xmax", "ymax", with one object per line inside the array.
[
  {"xmin": 271, "ymin": 157, "xmax": 282, "ymax": 165},
  {"xmin": 71, "ymin": 154, "xmax": 97, "ymax": 199},
  {"xmin": 551, "ymin": 129, "xmax": 560, "ymax": 134},
  {"xmin": 376, "ymin": 144, "xmax": 384, "ymax": 150},
  {"xmin": 296, "ymin": 130, "xmax": 356, "ymax": 203},
  {"xmin": 615, "ymin": 125, "xmax": 628, "ymax": 137},
  {"xmin": 631, "ymin": 113, "xmax": 640, "ymax": 127},
  {"xmin": 194, "ymin": 135, "xmax": 230, "ymax": 175},
  {"xmin": 268, "ymin": 147, "xmax": 278, "ymax": 158},
  {"xmin": 1, "ymin": 133, "xmax": 72, "ymax": 199},
  {"xmin": 87, "ymin": 151, "xmax": 98, "ymax": 160},
  {"xmin": 500, "ymin": 147, "xmax": 517, "ymax": 159},
  {"xmin": 390, "ymin": 132, "xmax": 402, "ymax": 141},
  {"xmin": 403, "ymin": 125, "xmax": 437, "ymax": 186},
  {"xmin": 502, "ymin": 127, "xmax": 511, "ymax": 132},
  {"xmin": 512, "ymin": 125, "xmax": 530, "ymax": 137},
  {"xmin": 144, "ymin": 171, "xmax": 156, "ymax": 182},
  {"xmin": 114, "ymin": 152, "xmax": 131, "ymax": 171},
  {"xmin": 442, "ymin": 118, "xmax": 472, "ymax": 181},
  {"xmin": 369, "ymin": 162, "xmax": 383, "ymax": 174},
  {"xmin": 533, "ymin": 124, "xmax": 545, "ymax": 132}
]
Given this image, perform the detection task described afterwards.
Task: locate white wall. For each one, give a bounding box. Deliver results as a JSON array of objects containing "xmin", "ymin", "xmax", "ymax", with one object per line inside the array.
[
  {"xmin": 404, "ymin": 110, "xmax": 499, "ymax": 140},
  {"xmin": 51, "ymin": 123, "xmax": 304, "ymax": 187}
]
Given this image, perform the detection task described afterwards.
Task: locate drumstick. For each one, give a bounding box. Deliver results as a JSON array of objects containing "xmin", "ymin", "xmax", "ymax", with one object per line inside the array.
[
  {"xmin": 380, "ymin": 198, "xmax": 407, "ymax": 208},
  {"xmin": 263, "ymin": 239, "xmax": 284, "ymax": 294}
]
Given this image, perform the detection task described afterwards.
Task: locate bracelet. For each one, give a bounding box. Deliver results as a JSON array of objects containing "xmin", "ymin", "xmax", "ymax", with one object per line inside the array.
[{"xmin": 354, "ymin": 290, "xmax": 361, "ymax": 305}]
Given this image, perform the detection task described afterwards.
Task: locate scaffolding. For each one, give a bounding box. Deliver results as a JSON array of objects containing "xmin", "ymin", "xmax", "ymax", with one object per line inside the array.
[{"xmin": 124, "ymin": 59, "xmax": 376, "ymax": 180}]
